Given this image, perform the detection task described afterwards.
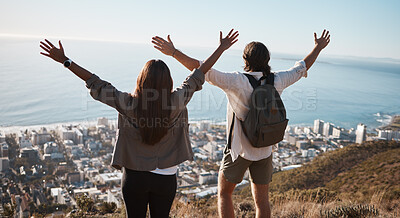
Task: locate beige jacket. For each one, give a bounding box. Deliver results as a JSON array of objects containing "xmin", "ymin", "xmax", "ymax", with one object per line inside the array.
[{"xmin": 86, "ymin": 69, "xmax": 205, "ymax": 170}]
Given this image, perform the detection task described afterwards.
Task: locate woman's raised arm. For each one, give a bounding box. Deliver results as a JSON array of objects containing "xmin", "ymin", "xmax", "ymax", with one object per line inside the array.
[
  {"xmin": 40, "ymin": 39, "xmax": 92, "ymax": 81},
  {"xmin": 39, "ymin": 39, "xmax": 136, "ymax": 117},
  {"xmin": 152, "ymin": 35, "xmax": 200, "ymax": 71},
  {"xmin": 152, "ymin": 29, "xmax": 238, "ymax": 74}
]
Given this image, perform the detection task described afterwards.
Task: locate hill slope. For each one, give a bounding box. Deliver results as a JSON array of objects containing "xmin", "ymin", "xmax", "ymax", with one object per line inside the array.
[
  {"xmin": 269, "ymin": 141, "xmax": 400, "ymax": 198},
  {"xmin": 325, "ymin": 147, "xmax": 400, "ymax": 201},
  {"xmin": 168, "ymin": 141, "xmax": 400, "ymax": 217}
]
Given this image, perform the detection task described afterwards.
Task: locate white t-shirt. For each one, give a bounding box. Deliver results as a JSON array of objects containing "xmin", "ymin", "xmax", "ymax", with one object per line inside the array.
[
  {"xmin": 204, "ymin": 60, "xmax": 308, "ymax": 162},
  {"xmin": 150, "ymin": 165, "xmax": 178, "ymax": 175}
]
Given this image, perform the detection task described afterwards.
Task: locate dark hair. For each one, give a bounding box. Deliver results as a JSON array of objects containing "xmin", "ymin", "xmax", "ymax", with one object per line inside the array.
[
  {"xmin": 134, "ymin": 59, "xmax": 173, "ymax": 145},
  {"xmin": 243, "ymin": 41, "xmax": 271, "ymax": 76}
]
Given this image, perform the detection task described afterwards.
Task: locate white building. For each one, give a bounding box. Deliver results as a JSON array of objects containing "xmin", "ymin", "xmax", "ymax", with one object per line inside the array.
[
  {"xmin": 31, "ymin": 128, "xmax": 52, "ymax": 145},
  {"xmin": 98, "ymin": 172, "xmax": 122, "ymax": 185},
  {"xmin": 203, "ymin": 141, "xmax": 220, "ymax": 160},
  {"xmin": 19, "ymin": 133, "xmax": 33, "ymax": 148},
  {"xmin": 313, "ymin": 119, "xmax": 324, "ymax": 134},
  {"xmin": 304, "ymin": 127, "xmax": 312, "ymax": 135},
  {"xmin": 323, "ymin": 122, "xmax": 334, "ymax": 137},
  {"xmin": 107, "ymin": 188, "xmax": 123, "ymax": 208},
  {"xmin": 332, "ymin": 127, "xmax": 343, "ymax": 139},
  {"xmin": 356, "ymin": 123, "xmax": 367, "ymax": 144},
  {"xmin": 199, "ymin": 172, "xmax": 217, "ymax": 185},
  {"xmin": 59, "ymin": 126, "xmax": 83, "ymax": 145},
  {"xmin": 50, "ymin": 188, "xmax": 66, "ymax": 204},
  {"xmin": 300, "ymin": 149, "xmax": 307, "ymax": 157},
  {"xmin": 84, "ymin": 167, "xmax": 99, "ymax": 178},
  {"xmin": 378, "ymin": 129, "xmax": 400, "ymax": 141},
  {"xmin": 44, "ymin": 142, "xmax": 59, "ymax": 154},
  {"xmin": 195, "ymin": 186, "xmax": 218, "ymax": 199},
  {"xmin": 73, "ymin": 187, "xmax": 98, "ymax": 198},
  {"xmin": 199, "ymin": 121, "xmax": 211, "ymax": 131}
]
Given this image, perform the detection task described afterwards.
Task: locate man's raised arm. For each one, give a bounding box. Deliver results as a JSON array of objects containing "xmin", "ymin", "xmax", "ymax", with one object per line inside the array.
[
  {"xmin": 152, "ymin": 35, "xmax": 200, "ymax": 71},
  {"xmin": 303, "ymin": 29, "xmax": 331, "ymax": 70}
]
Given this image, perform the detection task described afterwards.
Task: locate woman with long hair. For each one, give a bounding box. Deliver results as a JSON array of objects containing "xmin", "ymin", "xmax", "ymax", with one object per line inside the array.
[{"xmin": 39, "ymin": 29, "xmax": 238, "ymax": 217}]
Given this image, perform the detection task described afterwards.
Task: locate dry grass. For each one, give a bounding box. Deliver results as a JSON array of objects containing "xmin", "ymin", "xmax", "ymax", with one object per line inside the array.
[{"xmin": 169, "ymin": 190, "xmax": 400, "ymax": 218}]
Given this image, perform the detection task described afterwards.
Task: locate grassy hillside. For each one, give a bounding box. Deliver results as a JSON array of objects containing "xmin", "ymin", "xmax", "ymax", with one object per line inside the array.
[
  {"xmin": 326, "ymin": 148, "xmax": 400, "ymax": 201},
  {"xmin": 269, "ymin": 141, "xmax": 400, "ymax": 196},
  {"xmin": 168, "ymin": 140, "xmax": 400, "ymax": 217},
  {"xmin": 69, "ymin": 141, "xmax": 399, "ymax": 217}
]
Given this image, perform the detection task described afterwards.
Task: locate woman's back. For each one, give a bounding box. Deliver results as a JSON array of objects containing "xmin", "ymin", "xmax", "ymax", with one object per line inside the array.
[{"xmin": 85, "ymin": 67, "xmax": 205, "ymax": 171}]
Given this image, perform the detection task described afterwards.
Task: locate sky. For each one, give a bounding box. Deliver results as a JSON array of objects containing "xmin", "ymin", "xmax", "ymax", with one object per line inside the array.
[{"xmin": 1, "ymin": 0, "xmax": 400, "ymax": 59}]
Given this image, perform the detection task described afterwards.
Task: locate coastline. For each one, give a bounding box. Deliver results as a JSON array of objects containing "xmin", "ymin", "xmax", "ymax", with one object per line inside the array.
[{"xmin": 1, "ymin": 113, "xmax": 396, "ymax": 135}]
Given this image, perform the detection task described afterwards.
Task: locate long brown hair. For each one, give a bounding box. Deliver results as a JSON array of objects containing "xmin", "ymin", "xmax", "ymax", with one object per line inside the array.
[
  {"xmin": 243, "ymin": 41, "xmax": 271, "ymax": 76},
  {"xmin": 134, "ymin": 59, "xmax": 173, "ymax": 145}
]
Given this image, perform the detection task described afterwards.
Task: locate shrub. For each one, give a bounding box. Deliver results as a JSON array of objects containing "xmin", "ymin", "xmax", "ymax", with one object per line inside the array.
[
  {"xmin": 100, "ymin": 202, "xmax": 117, "ymax": 214},
  {"xmin": 321, "ymin": 204, "xmax": 379, "ymax": 218}
]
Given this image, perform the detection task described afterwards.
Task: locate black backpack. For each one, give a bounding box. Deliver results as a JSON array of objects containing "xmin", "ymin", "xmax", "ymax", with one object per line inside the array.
[{"xmin": 228, "ymin": 73, "xmax": 288, "ymax": 148}]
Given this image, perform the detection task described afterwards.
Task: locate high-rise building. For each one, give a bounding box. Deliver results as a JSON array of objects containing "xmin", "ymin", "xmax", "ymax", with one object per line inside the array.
[
  {"xmin": 356, "ymin": 123, "xmax": 367, "ymax": 144},
  {"xmin": 332, "ymin": 127, "xmax": 342, "ymax": 138},
  {"xmin": 313, "ymin": 119, "xmax": 324, "ymax": 134},
  {"xmin": 323, "ymin": 122, "xmax": 334, "ymax": 137}
]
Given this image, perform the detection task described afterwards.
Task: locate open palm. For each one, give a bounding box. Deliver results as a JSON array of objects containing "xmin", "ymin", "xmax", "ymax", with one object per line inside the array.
[
  {"xmin": 219, "ymin": 29, "xmax": 239, "ymax": 51},
  {"xmin": 40, "ymin": 39, "xmax": 68, "ymax": 63},
  {"xmin": 314, "ymin": 30, "xmax": 330, "ymax": 50}
]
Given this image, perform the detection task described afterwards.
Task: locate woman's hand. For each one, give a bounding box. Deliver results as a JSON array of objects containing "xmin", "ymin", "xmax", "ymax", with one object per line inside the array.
[
  {"xmin": 152, "ymin": 35, "xmax": 176, "ymax": 57},
  {"xmin": 40, "ymin": 39, "xmax": 68, "ymax": 63},
  {"xmin": 219, "ymin": 29, "xmax": 239, "ymax": 51},
  {"xmin": 314, "ymin": 29, "xmax": 330, "ymax": 50}
]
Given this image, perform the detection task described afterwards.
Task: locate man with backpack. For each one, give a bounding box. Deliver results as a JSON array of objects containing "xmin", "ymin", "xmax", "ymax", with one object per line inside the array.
[{"xmin": 152, "ymin": 29, "xmax": 330, "ymax": 218}]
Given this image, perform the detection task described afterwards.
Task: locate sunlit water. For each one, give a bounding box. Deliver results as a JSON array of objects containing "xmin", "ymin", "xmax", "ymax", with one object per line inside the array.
[{"xmin": 1, "ymin": 37, "xmax": 399, "ymax": 131}]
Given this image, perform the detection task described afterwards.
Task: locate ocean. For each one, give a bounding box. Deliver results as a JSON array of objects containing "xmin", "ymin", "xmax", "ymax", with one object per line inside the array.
[{"xmin": 1, "ymin": 37, "xmax": 399, "ymax": 131}]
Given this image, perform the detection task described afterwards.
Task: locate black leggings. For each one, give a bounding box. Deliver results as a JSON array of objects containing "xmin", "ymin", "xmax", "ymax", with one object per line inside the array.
[{"xmin": 121, "ymin": 168, "xmax": 177, "ymax": 218}]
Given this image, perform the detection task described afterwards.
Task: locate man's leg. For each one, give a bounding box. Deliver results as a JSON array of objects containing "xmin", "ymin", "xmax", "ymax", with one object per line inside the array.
[
  {"xmin": 218, "ymin": 172, "xmax": 236, "ymax": 218},
  {"xmin": 248, "ymin": 154, "xmax": 273, "ymax": 218},
  {"xmin": 251, "ymin": 182, "xmax": 271, "ymax": 218}
]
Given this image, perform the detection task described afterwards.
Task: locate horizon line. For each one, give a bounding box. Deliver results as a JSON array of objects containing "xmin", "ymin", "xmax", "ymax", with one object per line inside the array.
[{"xmin": 1, "ymin": 33, "xmax": 400, "ymax": 62}]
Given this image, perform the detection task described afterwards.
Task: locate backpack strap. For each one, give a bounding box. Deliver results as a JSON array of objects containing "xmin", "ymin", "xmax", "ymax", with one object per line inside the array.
[
  {"xmin": 227, "ymin": 112, "xmax": 235, "ymax": 149},
  {"xmin": 244, "ymin": 74, "xmax": 259, "ymax": 89},
  {"xmin": 244, "ymin": 73, "xmax": 272, "ymax": 88},
  {"xmin": 267, "ymin": 73, "xmax": 275, "ymax": 86}
]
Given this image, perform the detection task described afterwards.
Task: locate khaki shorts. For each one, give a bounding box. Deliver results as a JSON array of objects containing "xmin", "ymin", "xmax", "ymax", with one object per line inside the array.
[{"xmin": 220, "ymin": 146, "xmax": 273, "ymax": 185}]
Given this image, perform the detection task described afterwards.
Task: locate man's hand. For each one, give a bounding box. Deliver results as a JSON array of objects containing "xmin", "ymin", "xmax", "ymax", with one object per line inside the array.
[
  {"xmin": 314, "ymin": 29, "xmax": 330, "ymax": 50},
  {"xmin": 152, "ymin": 35, "xmax": 176, "ymax": 56},
  {"xmin": 40, "ymin": 39, "xmax": 68, "ymax": 63},
  {"xmin": 304, "ymin": 29, "xmax": 331, "ymax": 70},
  {"xmin": 198, "ymin": 29, "xmax": 239, "ymax": 74},
  {"xmin": 219, "ymin": 29, "xmax": 239, "ymax": 51}
]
